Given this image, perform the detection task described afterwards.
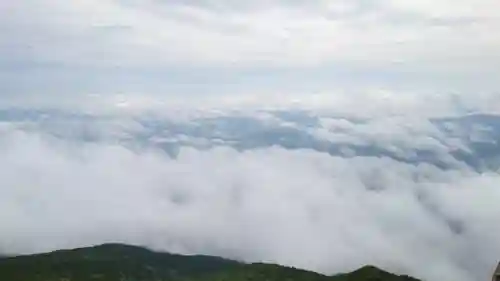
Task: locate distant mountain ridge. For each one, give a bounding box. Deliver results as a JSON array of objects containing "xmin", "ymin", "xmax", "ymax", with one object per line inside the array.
[{"xmin": 0, "ymin": 243, "xmax": 421, "ymax": 281}]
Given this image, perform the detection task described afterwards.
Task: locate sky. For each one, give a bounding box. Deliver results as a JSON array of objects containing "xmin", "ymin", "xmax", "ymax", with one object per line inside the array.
[
  {"xmin": 0, "ymin": 0, "xmax": 500, "ymax": 103},
  {"xmin": 1, "ymin": 2, "xmax": 500, "ymax": 281}
]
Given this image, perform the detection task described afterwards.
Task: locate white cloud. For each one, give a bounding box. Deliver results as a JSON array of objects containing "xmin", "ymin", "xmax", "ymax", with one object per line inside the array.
[
  {"xmin": 386, "ymin": 0, "xmax": 499, "ymax": 18},
  {"xmin": 0, "ymin": 118, "xmax": 499, "ymax": 281},
  {"xmin": 7, "ymin": 89, "xmax": 494, "ymax": 118}
]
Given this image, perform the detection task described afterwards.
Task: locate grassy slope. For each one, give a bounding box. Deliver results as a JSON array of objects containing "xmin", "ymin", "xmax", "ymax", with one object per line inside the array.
[{"xmin": 0, "ymin": 244, "xmax": 421, "ymax": 281}]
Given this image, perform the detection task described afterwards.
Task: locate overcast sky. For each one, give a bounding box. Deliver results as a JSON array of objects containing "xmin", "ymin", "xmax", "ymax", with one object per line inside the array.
[{"xmin": 1, "ymin": 0, "xmax": 499, "ymax": 104}]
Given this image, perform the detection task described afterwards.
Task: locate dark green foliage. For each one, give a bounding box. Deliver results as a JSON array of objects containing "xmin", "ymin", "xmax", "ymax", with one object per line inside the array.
[
  {"xmin": 0, "ymin": 244, "xmax": 422, "ymax": 281},
  {"xmin": 333, "ymin": 266, "xmax": 421, "ymax": 281},
  {"xmin": 0, "ymin": 244, "xmax": 238, "ymax": 281},
  {"xmin": 188, "ymin": 263, "xmax": 332, "ymax": 281}
]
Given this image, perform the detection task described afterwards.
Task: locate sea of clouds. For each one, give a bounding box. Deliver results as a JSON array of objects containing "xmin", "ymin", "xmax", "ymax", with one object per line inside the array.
[{"xmin": 1, "ymin": 92, "xmax": 500, "ymax": 281}]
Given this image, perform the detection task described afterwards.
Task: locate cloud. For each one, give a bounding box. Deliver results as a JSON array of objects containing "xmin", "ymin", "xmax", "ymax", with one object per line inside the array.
[
  {"xmin": 2, "ymin": 99, "xmax": 500, "ymax": 171},
  {"xmin": 1, "ymin": 2, "xmax": 499, "ymax": 278},
  {"xmin": 1, "ymin": 0, "xmax": 499, "ymax": 69},
  {"xmin": 2, "ymin": 0, "xmax": 499, "ymax": 100},
  {"xmin": 1, "ymin": 107, "xmax": 500, "ymax": 281}
]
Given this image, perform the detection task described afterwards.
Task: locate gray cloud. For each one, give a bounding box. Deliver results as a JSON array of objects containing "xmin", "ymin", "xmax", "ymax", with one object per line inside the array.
[
  {"xmin": 2, "ymin": 104, "xmax": 500, "ymax": 170},
  {"xmin": 1, "ymin": 0, "xmax": 499, "ymax": 98},
  {"xmin": 1, "ymin": 0, "xmax": 499, "ymax": 69}
]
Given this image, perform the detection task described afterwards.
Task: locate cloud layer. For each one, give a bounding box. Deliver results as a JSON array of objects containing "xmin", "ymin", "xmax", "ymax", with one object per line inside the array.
[{"xmin": 1, "ymin": 104, "xmax": 500, "ymax": 281}]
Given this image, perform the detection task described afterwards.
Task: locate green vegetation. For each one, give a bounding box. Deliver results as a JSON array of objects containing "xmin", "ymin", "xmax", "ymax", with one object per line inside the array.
[{"xmin": 0, "ymin": 244, "xmax": 421, "ymax": 281}]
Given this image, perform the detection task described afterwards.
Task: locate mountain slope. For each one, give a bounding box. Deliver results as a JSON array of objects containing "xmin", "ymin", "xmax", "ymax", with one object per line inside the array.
[{"xmin": 0, "ymin": 244, "xmax": 421, "ymax": 281}]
